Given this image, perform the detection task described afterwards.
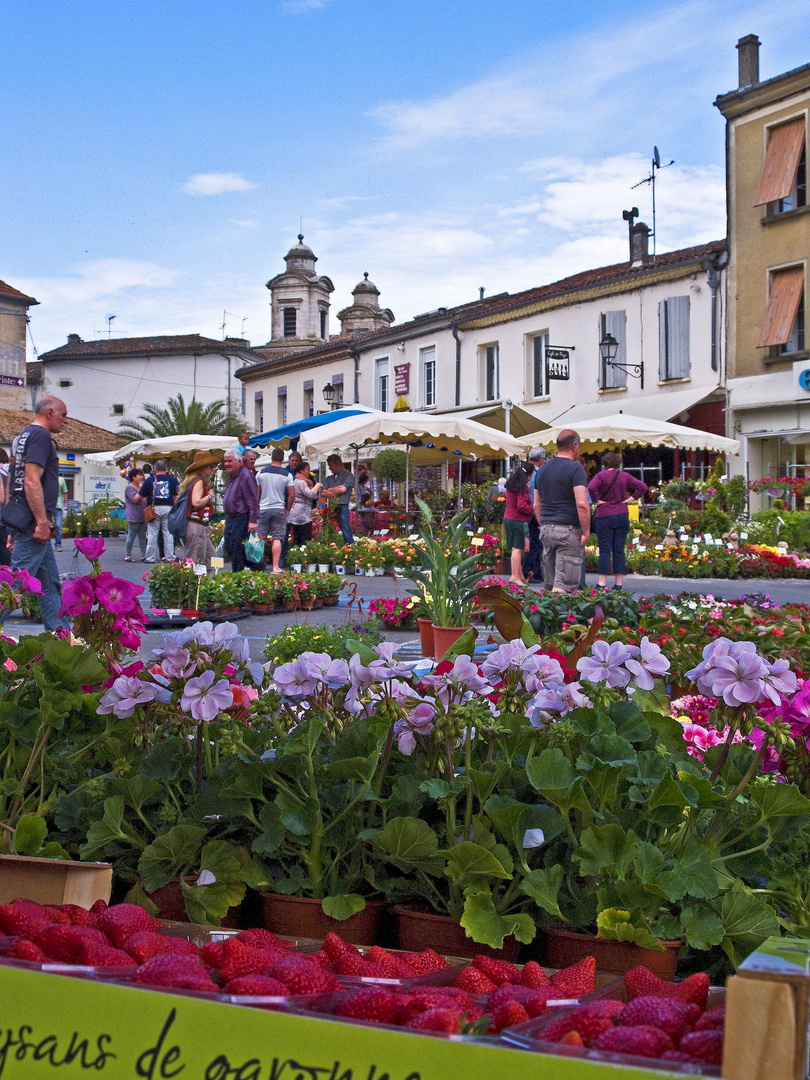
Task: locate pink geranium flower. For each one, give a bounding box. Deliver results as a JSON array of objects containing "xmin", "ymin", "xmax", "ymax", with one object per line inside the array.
[
  {"xmin": 75, "ymin": 537, "xmax": 105, "ymax": 561},
  {"xmin": 95, "ymin": 574, "xmax": 141, "ymax": 614},
  {"xmin": 59, "ymin": 577, "xmax": 95, "ymax": 616}
]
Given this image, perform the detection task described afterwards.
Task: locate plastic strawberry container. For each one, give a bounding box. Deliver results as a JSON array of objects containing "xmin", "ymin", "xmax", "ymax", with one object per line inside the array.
[
  {"xmin": 0, "ymin": 955, "xmax": 136, "ymax": 981},
  {"xmin": 157, "ymin": 920, "xmax": 320, "ymax": 951},
  {"xmin": 334, "ymin": 957, "xmax": 466, "ymax": 989}
]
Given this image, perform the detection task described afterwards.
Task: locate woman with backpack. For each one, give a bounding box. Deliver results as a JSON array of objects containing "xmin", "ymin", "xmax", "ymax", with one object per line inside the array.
[
  {"xmin": 177, "ymin": 451, "xmax": 218, "ymax": 570},
  {"xmin": 503, "ymin": 464, "xmax": 534, "ymax": 586}
]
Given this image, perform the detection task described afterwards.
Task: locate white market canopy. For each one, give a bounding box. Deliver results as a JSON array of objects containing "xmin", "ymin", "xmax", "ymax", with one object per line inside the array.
[
  {"xmin": 298, "ymin": 411, "xmax": 526, "ymax": 460},
  {"xmin": 516, "ymin": 413, "xmax": 741, "ymax": 455},
  {"xmin": 84, "ymin": 434, "xmax": 240, "ymax": 467}
]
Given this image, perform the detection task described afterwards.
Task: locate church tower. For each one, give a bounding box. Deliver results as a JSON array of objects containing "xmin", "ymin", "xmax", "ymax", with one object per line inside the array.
[
  {"xmin": 337, "ymin": 273, "xmax": 395, "ymax": 335},
  {"xmin": 264, "ymin": 235, "xmax": 334, "ymax": 352}
]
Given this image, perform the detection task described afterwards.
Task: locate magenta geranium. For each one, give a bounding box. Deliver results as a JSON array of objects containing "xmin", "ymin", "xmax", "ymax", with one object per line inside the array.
[
  {"xmin": 60, "ymin": 577, "xmax": 95, "ymax": 616},
  {"xmin": 75, "ymin": 537, "xmax": 105, "ymax": 561}
]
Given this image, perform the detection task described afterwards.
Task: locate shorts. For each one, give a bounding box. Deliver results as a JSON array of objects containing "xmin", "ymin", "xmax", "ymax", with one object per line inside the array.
[
  {"xmin": 539, "ymin": 523, "xmax": 584, "ymax": 593},
  {"xmin": 504, "ymin": 518, "xmax": 528, "ymax": 549},
  {"xmin": 258, "ymin": 508, "xmax": 288, "ymax": 542}
]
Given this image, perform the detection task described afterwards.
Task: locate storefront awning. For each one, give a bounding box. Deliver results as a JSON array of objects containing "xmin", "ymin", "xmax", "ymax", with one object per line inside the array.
[{"xmin": 536, "ymin": 385, "xmax": 722, "ymax": 427}]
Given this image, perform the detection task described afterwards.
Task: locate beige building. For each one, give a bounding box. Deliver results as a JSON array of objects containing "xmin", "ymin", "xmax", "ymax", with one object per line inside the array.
[
  {"xmin": 0, "ymin": 279, "xmax": 38, "ymax": 410},
  {"xmin": 716, "ymin": 35, "xmax": 810, "ymax": 493}
]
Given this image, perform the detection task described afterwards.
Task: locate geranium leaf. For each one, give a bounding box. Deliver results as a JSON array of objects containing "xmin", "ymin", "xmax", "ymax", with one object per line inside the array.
[
  {"xmin": 526, "ymin": 748, "xmax": 576, "ymax": 792},
  {"xmin": 371, "ymin": 817, "xmax": 440, "ymax": 866},
  {"xmin": 460, "ymin": 889, "xmax": 536, "ymax": 948},
  {"xmin": 576, "ymin": 825, "xmax": 636, "ymax": 878},
  {"xmin": 679, "ymin": 905, "xmax": 725, "ymax": 951},
  {"xmin": 276, "ymin": 792, "xmax": 319, "ymax": 836},
  {"xmin": 520, "ymin": 866, "xmax": 565, "ymax": 921},
  {"xmin": 138, "ymin": 824, "xmax": 207, "ymax": 892},
  {"xmin": 597, "ymin": 909, "xmax": 665, "ymax": 951},
  {"xmin": 445, "ymin": 841, "xmax": 511, "ymax": 884},
  {"xmin": 749, "ymin": 783, "xmax": 810, "ymax": 819},
  {"xmin": 714, "ymin": 881, "xmax": 780, "ymax": 966},
  {"xmin": 322, "ymin": 894, "xmax": 366, "ymax": 920},
  {"xmin": 13, "ymin": 813, "xmax": 48, "ymax": 856}
]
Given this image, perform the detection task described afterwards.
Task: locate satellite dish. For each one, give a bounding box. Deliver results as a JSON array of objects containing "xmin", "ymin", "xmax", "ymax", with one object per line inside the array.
[{"xmin": 653, "ymin": 146, "xmax": 661, "ymax": 168}]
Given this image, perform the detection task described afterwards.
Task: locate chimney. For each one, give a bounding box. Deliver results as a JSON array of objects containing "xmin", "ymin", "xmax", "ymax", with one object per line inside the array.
[
  {"xmin": 630, "ymin": 222, "xmax": 651, "ymax": 268},
  {"xmin": 67, "ymin": 333, "xmax": 82, "ymax": 344},
  {"xmin": 737, "ymin": 35, "xmax": 760, "ymax": 89}
]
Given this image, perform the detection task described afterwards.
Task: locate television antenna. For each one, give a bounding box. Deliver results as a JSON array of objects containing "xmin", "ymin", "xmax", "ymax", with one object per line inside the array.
[
  {"xmin": 631, "ymin": 146, "xmax": 674, "ymax": 258},
  {"xmin": 106, "ymin": 314, "xmax": 116, "ymax": 337},
  {"xmin": 221, "ymin": 310, "xmax": 243, "ymax": 339}
]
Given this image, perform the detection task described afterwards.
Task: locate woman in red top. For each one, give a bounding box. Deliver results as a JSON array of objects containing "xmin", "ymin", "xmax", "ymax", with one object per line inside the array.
[
  {"xmin": 178, "ymin": 451, "xmax": 218, "ymax": 570},
  {"xmin": 503, "ymin": 464, "xmax": 534, "ymax": 585},
  {"xmin": 587, "ymin": 451, "xmax": 648, "ymax": 590}
]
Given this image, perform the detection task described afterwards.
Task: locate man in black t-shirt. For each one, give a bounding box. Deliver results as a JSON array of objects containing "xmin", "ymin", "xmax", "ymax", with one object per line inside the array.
[
  {"xmin": 7, "ymin": 396, "xmax": 69, "ymax": 630},
  {"xmin": 533, "ymin": 429, "xmax": 591, "ymax": 593}
]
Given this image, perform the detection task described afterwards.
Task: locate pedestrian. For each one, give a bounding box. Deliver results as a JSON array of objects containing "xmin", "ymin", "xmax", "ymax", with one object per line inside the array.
[
  {"xmin": 242, "ymin": 449, "xmax": 258, "ymax": 476},
  {"xmin": 231, "ymin": 431, "xmax": 251, "ymax": 458},
  {"xmin": 0, "ymin": 449, "xmax": 11, "ymax": 567},
  {"xmin": 141, "ymin": 459, "xmax": 178, "ymax": 563},
  {"xmin": 504, "ymin": 464, "xmax": 534, "ymax": 585},
  {"xmin": 257, "ymin": 448, "xmax": 294, "ymax": 573},
  {"xmin": 222, "ymin": 450, "xmax": 260, "ymax": 573},
  {"xmin": 54, "ymin": 475, "xmax": 68, "ymax": 551},
  {"xmin": 288, "ymin": 460, "xmax": 322, "ymax": 545},
  {"xmin": 524, "ymin": 446, "xmax": 546, "ymax": 581},
  {"xmin": 123, "ymin": 468, "xmax": 148, "ymax": 562},
  {"xmin": 5, "ymin": 396, "xmax": 69, "ymax": 631},
  {"xmin": 321, "ymin": 454, "xmax": 355, "ymax": 545},
  {"xmin": 588, "ymin": 451, "xmax": 648, "ymax": 590},
  {"xmin": 177, "ymin": 451, "xmax": 218, "ymax": 570},
  {"xmin": 533, "ymin": 429, "xmax": 590, "ymax": 594}
]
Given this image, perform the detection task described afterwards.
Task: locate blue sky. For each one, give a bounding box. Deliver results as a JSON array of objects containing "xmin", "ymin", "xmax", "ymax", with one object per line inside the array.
[{"xmin": 5, "ymin": 0, "xmax": 810, "ymax": 355}]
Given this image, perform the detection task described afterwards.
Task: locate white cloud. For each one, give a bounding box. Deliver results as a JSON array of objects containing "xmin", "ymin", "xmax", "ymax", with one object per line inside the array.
[
  {"xmin": 229, "ymin": 219, "xmax": 258, "ymax": 229},
  {"xmin": 281, "ymin": 0, "xmax": 333, "ymax": 11},
  {"xmin": 181, "ymin": 172, "xmax": 258, "ymax": 196}
]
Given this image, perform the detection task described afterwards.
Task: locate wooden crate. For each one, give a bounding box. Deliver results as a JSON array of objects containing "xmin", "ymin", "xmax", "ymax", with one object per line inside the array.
[{"xmin": 0, "ymin": 854, "xmax": 112, "ymax": 908}]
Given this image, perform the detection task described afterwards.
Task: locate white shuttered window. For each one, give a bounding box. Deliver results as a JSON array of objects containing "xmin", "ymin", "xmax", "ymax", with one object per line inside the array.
[
  {"xmin": 600, "ymin": 311, "xmax": 627, "ymax": 388},
  {"xmin": 659, "ymin": 296, "xmax": 691, "ymax": 380}
]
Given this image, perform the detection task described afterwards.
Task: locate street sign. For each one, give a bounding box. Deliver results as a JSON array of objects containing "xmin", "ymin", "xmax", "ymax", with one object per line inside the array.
[{"xmin": 546, "ymin": 346, "xmax": 571, "ymax": 381}]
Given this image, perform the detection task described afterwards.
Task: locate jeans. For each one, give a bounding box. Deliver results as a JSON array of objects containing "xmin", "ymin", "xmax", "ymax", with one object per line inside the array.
[
  {"xmin": 146, "ymin": 505, "xmax": 174, "ymax": 561},
  {"xmin": 10, "ymin": 531, "xmax": 68, "ymax": 631},
  {"xmin": 53, "ymin": 508, "xmax": 63, "ymax": 547},
  {"xmin": 335, "ymin": 503, "xmax": 353, "ymax": 546},
  {"xmin": 126, "ymin": 520, "xmax": 148, "ymax": 559},
  {"xmin": 595, "ymin": 514, "xmax": 630, "ymax": 576}
]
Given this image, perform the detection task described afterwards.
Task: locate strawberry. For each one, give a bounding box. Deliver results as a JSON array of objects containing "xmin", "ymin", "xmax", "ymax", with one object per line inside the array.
[
  {"xmin": 200, "ymin": 941, "xmax": 226, "ymax": 968},
  {"xmin": 42, "ymin": 906, "xmax": 72, "ymax": 924},
  {"xmin": 223, "ymin": 975, "xmax": 290, "ymax": 996},
  {"xmin": 524, "ymin": 988, "xmax": 556, "ymax": 1018},
  {"xmin": 311, "ymin": 949, "xmax": 332, "ymax": 968},
  {"xmin": 335, "ymin": 954, "xmax": 387, "ymax": 979},
  {"xmin": 549, "ymin": 956, "xmax": 596, "ymax": 997},
  {"xmin": 335, "ymin": 987, "xmax": 400, "ymax": 1024},
  {"xmin": 406, "ymin": 986, "xmax": 474, "ymax": 1008},
  {"xmin": 673, "ymin": 972, "xmax": 710, "ymax": 1010},
  {"xmin": 218, "ymin": 939, "xmax": 279, "ymax": 982},
  {"xmin": 80, "ymin": 944, "xmax": 136, "ymax": 968},
  {"xmin": 404, "ymin": 1007, "xmax": 464, "ymax": 1034},
  {"xmin": 5, "ymin": 938, "xmax": 49, "ymax": 962},
  {"xmin": 134, "ymin": 955, "xmax": 217, "ymax": 991},
  {"xmin": 537, "ymin": 1002, "xmax": 623, "ymax": 1044},
  {"xmin": 472, "ymin": 955, "xmax": 521, "ymax": 986},
  {"xmin": 404, "ymin": 949, "xmax": 449, "ymax": 974},
  {"xmin": 89, "ymin": 899, "xmax": 108, "ymax": 915},
  {"xmin": 268, "ymin": 954, "xmax": 342, "ymax": 994},
  {"xmin": 520, "ymin": 960, "xmax": 550, "ymax": 988},
  {"xmin": 678, "ymin": 1029, "xmax": 723, "ymax": 1065},
  {"xmin": 324, "ymin": 932, "xmax": 360, "ymax": 963},
  {"xmin": 122, "ymin": 931, "xmax": 198, "ymax": 964},
  {"xmin": 694, "ymin": 1004, "xmax": 725, "ymax": 1031},
  {"xmin": 456, "ymin": 966, "xmax": 498, "ymax": 994},
  {"xmin": 55, "ymin": 904, "xmax": 96, "ymax": 927},
  {"xmin": 368, "ymin": 946, "xmax": 413, "ymax": 977},
  {"xmin": 616, "ymin": 995, "xmax": 693, "ymax": 1040},
  {"xmin": 560, "ymin": 1030, "xmax": 585, "ymax": 1047},
  {"xmin": 97, "ymin": 904, "xmax": 162, "ymax": 947},
  {"xmin": 34, "ymin": 925, "xmax": 107, "ymax": 963},
  {"xmin": 234, "ymin": 929, "xmax": 291, "ymax": 952},
  {"xmin": 488, "ymin": 1000, "xmax": 530, "ymax": 1033},
  {"xmin": 0, "ymin": 901, "xmax": 52, "ymax": 936},
  {"xmin": 593, "ymin": 1025, "xmax": 674, "ymax": 1058},
  {"xmin": 624, "ymin": 965, "xmax": 671, "ymax": 1001}
]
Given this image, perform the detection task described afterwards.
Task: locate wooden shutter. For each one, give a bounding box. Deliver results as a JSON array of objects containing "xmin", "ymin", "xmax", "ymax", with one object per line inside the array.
[
  {"xmin": 754, "ymin": 119, "xmax": 806, "ymax": 206},
  {"xmin": 757, "ymin": 267, "xmax": 805, "ymax": 348},
  {"xmin": 601, "ymin": 310, "xmax": 627, "ymax": 388},
  {"xmin": 659, "ymin": 296, "xmax": 691, "ymax": 379}
]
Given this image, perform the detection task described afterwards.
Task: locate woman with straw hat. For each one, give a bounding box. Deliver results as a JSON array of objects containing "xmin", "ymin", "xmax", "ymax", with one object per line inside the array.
[{"xmin": 178, "ymin": 450, "xmax": 219, "ymax": 569}]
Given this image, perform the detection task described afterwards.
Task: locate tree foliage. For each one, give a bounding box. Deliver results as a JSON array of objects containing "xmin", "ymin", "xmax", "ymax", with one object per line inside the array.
[{"xmin": 118, "ymin": 394, "xmax": 245, "ymax": 441}]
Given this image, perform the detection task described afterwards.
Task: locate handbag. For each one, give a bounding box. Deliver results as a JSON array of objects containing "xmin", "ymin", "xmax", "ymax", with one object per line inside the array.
[
  {"xmin": 143, "ymin": 504, "xmax": 155, "ymax": 523},
  {"xmin": 167, "ymin": 489, "xmax": 192, "ymax": 541},
  {"xmin": 0, "ymin": 491, "xmax": 33, "ymax": 533}
]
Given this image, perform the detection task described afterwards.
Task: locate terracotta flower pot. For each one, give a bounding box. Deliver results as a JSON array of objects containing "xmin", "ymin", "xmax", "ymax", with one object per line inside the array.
[
  {"xmin": 544, "ymin": 925, "xmax": 681, "ymax": 979},
  {"xmin": 394, "ymin": 904, "xmax": 520, "ymax": 961},
  {"xmin": 417, "ymin": 616, "xmax": 434, "ymax": 658},
  {"xmin": 123, "ymin": 876, "xmax": 241, "ymax": 927},
  {"xmin": 432, "ymin": 624, "xmax": 472, "ymax": 658},
  {"xmin": 262, "ymin": 893, "xmax": 385, "ymax": 946}
]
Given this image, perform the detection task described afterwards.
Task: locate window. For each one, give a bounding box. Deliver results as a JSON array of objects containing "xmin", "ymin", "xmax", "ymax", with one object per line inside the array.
[
  {"xmin": 111, "ymin": 404, "xmax": 124, "ymax": 415},
  {"xmin": 420, "ymin": 346, "xmax": 436, "ymax": 408},
  {"xmin": 530, "ymin": 334, "xmax": 547, "ymax": 398},
  {"xmin": 375, "ymin": 358, "xmax": 389, "ymax": 412},
  {"xmin": 283, "ymin": 307, "xmax": 297, "ymax": 337},
  {"xmin": 278, "ymin": 393, "xmax": 287, "ymax": 425},
  {"xmin": 254, "ymin": 392, "xmax": 263, "ymax": 432},
  {"xmin": 599, "ymin": 310, "xmax": 627, "ymax": 388},
  {"xmin": 755, "ymin": 118, "xmax": 806, "ymax": 211},
  {"xmin": 320, "ymin": 310, "xmax": 327, "ymax": 338},
  {"xmin": 758, "ymin": 266, "xmax": 805, "ymax": 353},
  {"xmin": 333, "ymin": 374, "xmax": 344, "ymax": 406},
  {"xmin": 58, "ymin": 379, "xmax": 72, "ymax": 388},
  {"xmin": 658, "ymin": 296, "xmax": 691, "ymax": 380},
  {"xmin": 483, "ymin": 344, "xmax": 499, "ymax": 401},
  {"xmin": 304, "ymin": 387, "xmax": 314, "ymax": 417}
]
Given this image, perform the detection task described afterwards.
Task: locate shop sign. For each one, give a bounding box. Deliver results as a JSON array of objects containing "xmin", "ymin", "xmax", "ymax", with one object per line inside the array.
[
  {"xmin": 546, "ymin": 347, "xmax": 571, "ymax": 381},
  {"xmin": 394, "ymin": 363, "xmax": 410, "ymax": 394}
]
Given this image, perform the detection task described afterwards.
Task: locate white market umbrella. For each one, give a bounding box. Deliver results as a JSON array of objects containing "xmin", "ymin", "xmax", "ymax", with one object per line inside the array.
[
  {"xmin": 516, "ymin": 413, "xmax": 741, "ymax": 455},
  {"xmin": 84, "ymin": 434, "xmax": 241, "ymax": 467}
]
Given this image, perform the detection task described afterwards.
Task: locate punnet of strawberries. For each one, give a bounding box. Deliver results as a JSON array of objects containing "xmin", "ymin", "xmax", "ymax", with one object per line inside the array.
[{"xmin": 512, "ymin": 964, "xmax": 724, "ymax": 1069}]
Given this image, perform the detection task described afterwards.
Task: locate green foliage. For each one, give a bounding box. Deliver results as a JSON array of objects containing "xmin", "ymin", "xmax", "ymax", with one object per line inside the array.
[
  {"xmin": 748, "ymin": 510, "xmax": 810, "ymax": 551},
  {"xmin": 265, "ymin": 620, "xmax": 383, "ymax": 665},
  {"xmin": 118, "ymin": 392, "xmax": 245, "ymax": 441},
  {"xmin": 408, "ymin": 497, "xmax": 488, "ymax": 628},
  {"xmin": 516, "ymin": 585, "xmax": 641, "ymax": 636},
  {"xmin": 370, "ymin": 447, "xmax": 409, "ymax": 483}
]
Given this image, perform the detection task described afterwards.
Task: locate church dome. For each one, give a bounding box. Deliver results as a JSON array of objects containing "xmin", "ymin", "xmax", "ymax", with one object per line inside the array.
[{"xmin": 284, "ymin": 234, "xmax": 317, "ymax": 271}]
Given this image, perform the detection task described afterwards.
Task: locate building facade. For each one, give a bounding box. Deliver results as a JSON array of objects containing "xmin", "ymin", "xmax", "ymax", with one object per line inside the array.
[
  {"xmin": 0, "ymin": 279, "xmax": 38, "ymax": 411},
  {"xmin": 717, "ymin": 35, "xmax": 810, "ymax": 496}
]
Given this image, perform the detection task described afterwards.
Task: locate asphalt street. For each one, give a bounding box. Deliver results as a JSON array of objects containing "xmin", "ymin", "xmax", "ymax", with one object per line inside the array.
[{"xmin": 5, "ymin": 537, "xmax": 809, "ymax": 665}]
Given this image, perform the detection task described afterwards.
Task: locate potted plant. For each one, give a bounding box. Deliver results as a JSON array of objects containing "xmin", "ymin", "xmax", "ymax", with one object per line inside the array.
[
  {"xmin": 286, "ymin": 545, "xmax": 307, "ymax": 572},
  {"xmin": 408, "ymin": 497, "xmax": 488, "ymax": 657}
]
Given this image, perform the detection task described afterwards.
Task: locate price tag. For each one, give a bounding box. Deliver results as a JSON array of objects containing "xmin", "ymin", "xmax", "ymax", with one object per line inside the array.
[
  {"xmin": 704, "ymin": 533, "xmax": 713, "ymax": 543},
  {"xmin": 714, "ymin": 538, "xmax": 723, "ymax": 546},
  {"xmin": 637, "ymin": 545, "xmax": 647, "ymax": 553},
  {"xmin": 210, "ymin": 557, "xmax": 224, "ymax": 570},
  {"xmin": 740, "ymin": 531, "xmax": 748, "ymax": 539},
  {"xmin": 194, "ymin": 564, "xmax": 207, "ymax": 576},
  {"xmin": 470, "ymin": 537, "xmax": 485, "ymax": 547},
  {"xmin": 631, "ymin": 536, "xmax": 640, "ymax": 545},
  {"xmin": 408, "ymin": 533, "xmax": 419, "ymax": 540},
  {"xmin": 654, "ymin": 544, "xmax": 664, "ymax": 551},
  {"xmin": 477, "ymin": 527, "xmax": 484, "ymax": 533}
]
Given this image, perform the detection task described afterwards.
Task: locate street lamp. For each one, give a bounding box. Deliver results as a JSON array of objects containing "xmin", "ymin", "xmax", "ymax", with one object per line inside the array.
[
  {"xmin": 322, "ymin": 383, "xmax": 337, "ymax": 410},
  {"xmin": 599, "ymin": 332, "xmax": 644, "ymax": 389}
]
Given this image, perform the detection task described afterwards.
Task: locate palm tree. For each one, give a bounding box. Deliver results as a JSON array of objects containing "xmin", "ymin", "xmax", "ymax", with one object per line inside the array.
[{"xmin": 118, "ymin": 394, "xmax": 247, "ymax": 441}]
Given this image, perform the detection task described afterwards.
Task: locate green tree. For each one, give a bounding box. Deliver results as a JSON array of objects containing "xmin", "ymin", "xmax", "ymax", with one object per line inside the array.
[{"xmin": 118, "ymin": 394, "xmax": 246, "ymax": 441}]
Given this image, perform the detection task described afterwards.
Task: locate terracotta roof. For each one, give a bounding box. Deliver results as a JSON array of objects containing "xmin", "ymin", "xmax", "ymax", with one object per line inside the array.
[
  {"xmin": 0, "ymin": 409, "xmax": 122, "ymax": 453},
  {"xmin": 39, "ymin": 334, "xmax": 260, "ymax": 361},
  {"xmin": 0, "ymin": 279, "xmax": 38, "ymax": 305}
]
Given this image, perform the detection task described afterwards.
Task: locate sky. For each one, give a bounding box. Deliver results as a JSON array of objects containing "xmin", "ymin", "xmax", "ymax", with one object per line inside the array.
[{"xmin": 5, "ymin": 0, "xmax": 810, "ymax": 356}]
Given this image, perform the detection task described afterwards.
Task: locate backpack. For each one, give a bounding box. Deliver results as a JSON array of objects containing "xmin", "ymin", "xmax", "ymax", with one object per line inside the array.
[{"xmin": 167, "ymin": 488, "xmax": 192, "ymax": 541}]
